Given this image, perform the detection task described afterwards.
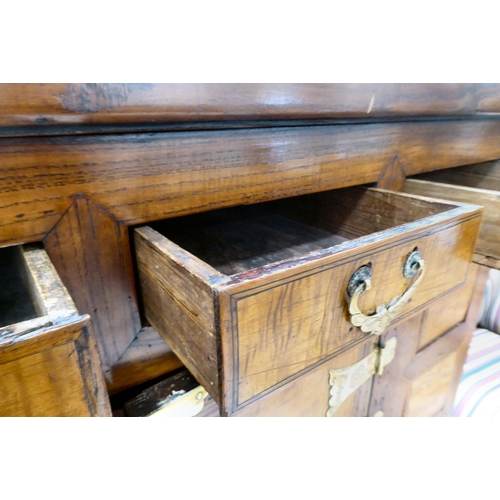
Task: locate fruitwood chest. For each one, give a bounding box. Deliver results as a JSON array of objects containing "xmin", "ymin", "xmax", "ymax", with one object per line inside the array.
[{"xmin": 1, "ymin": 84, "xmax": 499, "ymax": 417}]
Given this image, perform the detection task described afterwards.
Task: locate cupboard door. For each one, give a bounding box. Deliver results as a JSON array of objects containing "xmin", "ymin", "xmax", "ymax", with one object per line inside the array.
[{"xmin": 368, "ymin": 284, "xmax": 477, "ymax": 418}]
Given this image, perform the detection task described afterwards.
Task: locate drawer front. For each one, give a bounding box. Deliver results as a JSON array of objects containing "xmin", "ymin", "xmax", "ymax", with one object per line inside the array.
[
  {"xmin": 0, "ymin": 244, "xmax": 111, "ymax": 416},
  {"xmin": 219, "ymin": 214, "xmax": 480, "ymax": 411},
  {"xmin": 135, "ymin": 187, "xmax": 482, "ymax": 415}
]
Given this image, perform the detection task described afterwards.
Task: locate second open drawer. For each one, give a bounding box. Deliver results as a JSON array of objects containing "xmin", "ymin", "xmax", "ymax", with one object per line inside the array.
[
  {"xmin": 405, "ymin": 161, "xmax": 500, "ymax": 270},
  {"xmin": 135, "ymin": 186, "xmax": 482, "ymax": 415}
]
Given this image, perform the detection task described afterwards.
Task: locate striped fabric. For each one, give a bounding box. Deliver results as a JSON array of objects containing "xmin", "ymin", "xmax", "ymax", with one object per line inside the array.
[
  {"xmin": 478, "ymin": 268, "xmax": 500, "ymax": 334},
  {"xmin": 453, "ymin": 328, "xmax": 500, "ymax": 417}
]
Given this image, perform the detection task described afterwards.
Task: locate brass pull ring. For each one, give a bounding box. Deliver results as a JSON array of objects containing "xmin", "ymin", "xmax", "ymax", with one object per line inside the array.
[{"xmin": 347, "ymin": 249, "xmax": 425, "ymax": 335}]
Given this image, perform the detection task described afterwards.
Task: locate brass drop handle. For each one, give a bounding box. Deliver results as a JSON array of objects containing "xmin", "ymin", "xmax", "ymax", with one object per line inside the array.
[{"xmin": 346, "ymin": 249, "xmax": 425, "ymax": 335}]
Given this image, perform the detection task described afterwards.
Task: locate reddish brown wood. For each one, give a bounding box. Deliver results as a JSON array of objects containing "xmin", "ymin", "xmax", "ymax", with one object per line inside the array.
[
  {"xmin": 1, "ymin": 84, "xmax": 500, "ymax": 129},
  {"xmin": 43, "ymin": 195, "xmax": 140, "ymax": 368},
  {"xmin": 377, "ymin": 155, "xmax": 407, "ymax": 191},
  {"xmin": 2, "ymin": 120, "xmax": 500, "ymax": 247}
]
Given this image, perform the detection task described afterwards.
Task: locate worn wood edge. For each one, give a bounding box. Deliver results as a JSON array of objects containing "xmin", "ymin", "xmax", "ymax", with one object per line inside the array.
[
  {"xmin": 375, "ymin": 185, "xmax": 484, "ymax": 212},
  {"xmin": 123, "ymin": 369, "xmax": 201, "ymax": 417},
  {"xmin": 2, "ymin": 84, "xmax": 500, "ymax": 129},
  {"xmin": 106, "ymin": 327, "xmax": 183, "ymax": 396},
  {"xmin": 0, "ymin": 315, "xmax": 52, "ymax": 339},
  {"xmin": 135, "ymin": 226, "xmax": 229, "ymax": 287},
  {"xmin": 135, "ymin": 231, "xmax": 221, "ymax": 402},
  {"xmin": 20, "ymin": 244, "xmax": 79, "ymax": 322},
  {"xmin": 74, "ymin": 323, "xmax": 112, "ymax": 417},
  {"xmin": 221, "ymin": 203, "xmax": 483, "ymax": 291},
  {"xmin": 473, "ymin": 254, "xmax": 500, "ymax": 270},
  {"xmin": 0, "ymin": 314, "xmax": 89, "ymax": 365}
]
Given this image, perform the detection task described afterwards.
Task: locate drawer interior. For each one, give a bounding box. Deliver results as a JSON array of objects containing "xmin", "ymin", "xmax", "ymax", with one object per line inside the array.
[
  {"xmin": 412, "ymin": 161, "xmax": 500, "ymax": 191},
  {"xmin": 149, "ymin": 186, "xmax": 457, "ymax": 277},
  {"xmin": 0, "ymin": 246, "xmax": 38, "ymax": 327},
  {"xmin": 0, "ymin": 244, "xmax": 78, "ymax": 336},
  {"xmin": 406, "ymin": 160, "xmax": 500, "ymax": 268}
]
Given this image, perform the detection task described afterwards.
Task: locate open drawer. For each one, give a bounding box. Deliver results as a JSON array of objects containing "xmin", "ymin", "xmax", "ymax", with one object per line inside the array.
[
  {"xmin": 405, "ymin": 161, "xmax": 500, "ymax": 270},
  {"xmin": 0, "ymin": 244, "xmax": 111, "ymax": 416},
  {"xmin": 134, "ymin": 187, "xmax": 482, "ymax": 416}
]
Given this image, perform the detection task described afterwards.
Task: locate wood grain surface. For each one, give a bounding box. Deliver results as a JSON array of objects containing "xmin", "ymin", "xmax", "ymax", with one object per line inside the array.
[
  {"xmin": 0, "ymin": 244, "xmax": 111, "ymax": 416},
  {"xmin": 405, "ymin": 177, "xmax": 500, "ymax": 265},
  {"xmin": 137, "ymin": 187, "xmax": 481, "ymax": 414},
  {"xmin": 106, "ymin": 326, "xmax": 183, "ymax": 395},
  {"xmin": 1, "ymin": 84, "xmax": 500, "ymax": 130},
  {"xmin": 2, "ymin": 120, "xmax": 500, "ymax": 247},
  {"xmin": 368, "ymin": 264, "xmax": 484, "ymax": 417},
  {"xmin": 233, "ymin": 336, "xmax": 380, "ymax": 417},
  {"xmin": 43, "ymin": 196, "xmax": 140, "ymax": 368}
]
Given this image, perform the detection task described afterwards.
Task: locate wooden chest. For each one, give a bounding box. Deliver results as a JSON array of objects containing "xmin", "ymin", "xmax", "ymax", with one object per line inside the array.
[
  {"xmin": 135, "ymin": 186, "xmax": 482, "ymax": 416},
  {"xmin": 1, "ymin": 84, "xmax": 499, "ymax": 417}
]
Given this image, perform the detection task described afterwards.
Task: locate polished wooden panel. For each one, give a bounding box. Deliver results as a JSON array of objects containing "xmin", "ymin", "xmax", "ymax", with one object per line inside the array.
[
  {"xmin": 419, "ymin": 265, "xmax": 478, "ymax": 349},
  {"xmin": 136, "ymin": 187, "xmax": 481, "ymax": 414},
  {"xmin": 368, "ymin": 265, "xmax": 484, "ymax": 417},
  {"xmin": 410, "ymin": 322, "xmax": 473, "ymax": 417},
  {"xmin": 369, "ymin": 321, "xmax": 471, "ymax": 418},
  {"xmin": 228, "ymin": 215, "xmax": 479, "ymax": 407},
  {"xmin": 121, "ymin": 266, "xmax": 488, "ymax": 418},
  {"xmin": 106, "ymin": 327, "xmax": 183, "ymax": 395},
  {"xmin": 2, "ymin": 120, "xmax": 500, "ymax": 246},
  {"xmin": 0, "ymin": 244, "xmax": 111, "ymax": 416},
  {"xmin": 1, "ymin": 84, "xmax": 500, "ymax": 129},
  {"xmin": 233, "ymin": 336, "xmax": 379, "ymax": 417},
  {"xmin": 44, "ymin": 196, "xmax": 140, "ymax": 368},
  {"xmin": 405, "ymin": 177, "xmax": 500, "ymax": 269}
]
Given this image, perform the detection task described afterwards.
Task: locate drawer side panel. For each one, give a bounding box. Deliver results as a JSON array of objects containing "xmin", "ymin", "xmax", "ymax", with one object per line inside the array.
[{"xmin": 135, "ymin": 229, "xmax": 220, "ymax": 401}]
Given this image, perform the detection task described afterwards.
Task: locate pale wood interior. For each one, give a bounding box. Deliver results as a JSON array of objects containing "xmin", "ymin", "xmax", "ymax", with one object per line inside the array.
[
  {"xmin": 0, "ymin": 246, "xmax": 38, "ymax": 328},
  {"xmin": 413, "ymin": 160, "xmax": 500, "ymax": 191},
  {"xmin": 150, "ymin": 187, "xmax": 455, "ymax": 277}
]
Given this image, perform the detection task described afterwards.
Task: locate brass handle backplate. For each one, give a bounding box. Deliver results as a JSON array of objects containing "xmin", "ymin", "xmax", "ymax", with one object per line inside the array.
[{"xmin": 347, "ymin": 249, "xmax": 425, "ymax": 336}]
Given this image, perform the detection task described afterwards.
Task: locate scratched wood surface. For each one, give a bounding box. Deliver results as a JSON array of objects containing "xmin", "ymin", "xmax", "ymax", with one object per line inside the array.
[
  {"xmin": 0, "ymin": 245, "xmax": 111, "ymax": 416},
  {"xmin": 136, "ymin": 187, "xmax": 481, "ymax": 415},
  {"xmin": 1, "ymin": 84, "xmax": 500, "ymax": 130},
  {"xmin": 2, "ymin": 120, "xmax": 500, "ymax": 247},
  {"xmin": 406, "ymin": 163, "xmax": 500, "ymax": 268},
  {"xmin": 119, "ymin": 268, "xmax": 487, "ymax": 417},
  {"xmin": 43, "ymin": 196, "xmax": 140, "ymax": 368}
]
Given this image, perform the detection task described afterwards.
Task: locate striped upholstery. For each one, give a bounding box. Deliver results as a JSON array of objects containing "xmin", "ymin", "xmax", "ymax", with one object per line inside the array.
[
  {"xmin": 453, "ymin": 328, "xmax": 500, "ymax": 417},
  {"xmin": 478, "ymin": 268, "xmax": 500, "ymax": 334}
]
